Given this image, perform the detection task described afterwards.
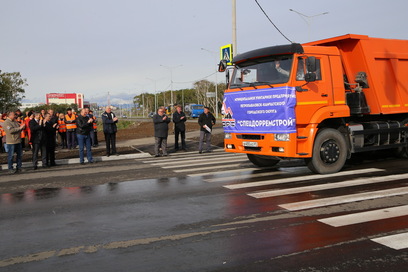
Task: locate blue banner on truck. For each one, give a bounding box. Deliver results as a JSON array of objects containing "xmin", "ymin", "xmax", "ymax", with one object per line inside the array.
[{"xmin": 222, "ymin": 86, "xmax": 297, "ymax": 134}]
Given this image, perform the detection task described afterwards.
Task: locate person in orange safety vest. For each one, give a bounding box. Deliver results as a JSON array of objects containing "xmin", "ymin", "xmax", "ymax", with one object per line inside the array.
[
  {"xmin": 58, "ymin": 113, "xmax": 67, "ymax": 148},
  {"xmin": 64, "ymin": 108, "xmax": 77, "ymax": 149}
]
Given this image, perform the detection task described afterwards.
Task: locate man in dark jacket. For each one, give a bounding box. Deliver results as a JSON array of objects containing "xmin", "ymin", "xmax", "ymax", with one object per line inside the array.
[
  {"xmin": 76, "ymin": 108, "xmax": 94, "ymax": 164},
  {"xmin": 172, "ymin": 105, "xmax": 187, "ymax": 151},
  {"xmin": 44, "ymin": 113, "xmax": 58, "ymax": 166},
  {"xmin": 101, "ymin": 106, "xmax": 118, "ymax": 157},
  {"xmin": 153, "ymin": 107, "xmax": 170, "ymax": 157},
  {"xmin": 48, "ymin": 109, "xmax": 58, "ymax": 125},
  {"xmin": 198, "ymin": 107, "xmax": 216, "ymax": 154},
  {"xmin": 29, "ymin": 112, "xmax": 47, "ymax": 169}
]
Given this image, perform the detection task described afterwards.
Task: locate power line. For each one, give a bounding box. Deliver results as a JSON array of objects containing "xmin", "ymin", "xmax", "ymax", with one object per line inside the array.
[
  {"xmin": 173, "ymin": 71, "xmax": 217, "ymax": 84},
  {"xmin": 254, "ymin": 0, "xmax": 293, "ymax": 43}
]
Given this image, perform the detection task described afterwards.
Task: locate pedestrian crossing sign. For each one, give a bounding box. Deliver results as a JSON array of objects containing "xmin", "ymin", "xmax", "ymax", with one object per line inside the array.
[{"xmin": 220, "ymin": 44, "xmax": 233, "ymax": 65}]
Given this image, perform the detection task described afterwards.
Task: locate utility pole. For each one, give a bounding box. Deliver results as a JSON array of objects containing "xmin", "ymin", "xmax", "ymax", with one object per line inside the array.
[
  {"xmin": 201, "ymin": 48, "xmax": 219, "ymax": 118},
  {"xmin": 289, "ymin": 9, "xmax": 329, "ymax": 40},
  {"xmin": 232, "ymin": 0, "xmax": 237, "ymax": 56}
]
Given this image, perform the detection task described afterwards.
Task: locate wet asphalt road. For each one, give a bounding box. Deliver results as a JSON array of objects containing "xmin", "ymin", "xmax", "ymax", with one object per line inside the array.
[{"xmin": 0, "ymin": 149, "xmax": 407, "ymax": 271}]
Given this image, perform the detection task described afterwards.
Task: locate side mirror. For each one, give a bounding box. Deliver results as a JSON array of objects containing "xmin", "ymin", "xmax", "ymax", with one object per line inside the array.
[
  {"xmin": 306, "ymin": 56, "xmax": 317, "ymax": 73},
  {"xmin": 305, "ymin": 73, "xmax": 317, "ymax": 82},
  {"xmin": 218, "ymin": 60, "xmax": 228, "ymax": 72}
]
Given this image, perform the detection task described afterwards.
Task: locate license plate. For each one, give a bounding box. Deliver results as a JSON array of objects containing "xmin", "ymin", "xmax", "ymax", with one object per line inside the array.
[{"xmin": 243, "ymin": 141, "xmax": 258, "ymax": 147}]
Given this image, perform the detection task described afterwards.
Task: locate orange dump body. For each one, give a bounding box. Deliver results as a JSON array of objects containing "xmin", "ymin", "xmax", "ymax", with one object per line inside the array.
[{"xmin": 305, "ymin": 34, "xmax": 408, "ymax": 115}]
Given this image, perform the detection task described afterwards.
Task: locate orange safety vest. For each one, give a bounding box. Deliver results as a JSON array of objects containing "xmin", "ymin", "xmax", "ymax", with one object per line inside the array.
[
  {"xmin": 58, "ymin": 119, "xmax": 67, "ymax": 132},
  {"xmin": 19, "ymin": 120, "xmax": 26, "ymax": 138},
  {"xmin": 64, "ymin": 114, "xmax": 77, "ymax": 130},
  {"xmin": 0, "ymin": 119, "xmax": 5, "ymax": 137},
  {"xmin": 92, "ymin": 117, "xmax": 97, "ymax": 130}
]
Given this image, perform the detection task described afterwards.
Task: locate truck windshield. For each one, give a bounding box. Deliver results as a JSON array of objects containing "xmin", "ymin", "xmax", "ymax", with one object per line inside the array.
[
  {"xmin": 230, "ymin": 55, "xmax": 293, "ymax": 89},
  {"xmin": 191, "ymin": 106, "xmax": 203, "ymax": 110}
]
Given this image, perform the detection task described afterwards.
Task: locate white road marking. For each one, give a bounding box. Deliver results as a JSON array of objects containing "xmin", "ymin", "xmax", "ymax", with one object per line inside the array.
[
  {"xmin": 173, "ymin": 163, "xmax": 252, "ymax": 173},
  {"xmin": 142, "ymin": 152, "xmax": 240, "ymax": 163},
  {"xmin": 318, "ymin": 205, "xmax": 408, "ymax": 227},
  {"xmin": 279, "ymin": 187, "xmax": 408, "ymax": 211},
  {"xmin": 187, "ymin": 167, "xmax": 268, "ymax": 177},
  {"xmin": 169, "ymin": 149, "xmax": 224, "ymax": 156},
  {"xmin": 162, "ymin": 157, "xmax": 246, "ymax": 169},
  {"xmin": 225, "ymin": 168, "xmax": 384, "ymax": 190},
  {"xmin": 205, "ymin": 170, "xmax": 284, "ymax": 183},
  {"xmin": 147, "ymin": 154, "xmax": 246, "ymax": 166},
  {"xmin": 371, "ymin": 232, "xmax": 408, "ymax": 250},
  {"xmin": 248, "ymin": 172, "xmax": 407, "ymax": 199}
]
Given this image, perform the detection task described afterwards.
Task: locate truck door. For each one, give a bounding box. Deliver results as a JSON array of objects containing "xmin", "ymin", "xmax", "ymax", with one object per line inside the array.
[{"xmin": 294, "ymin": 55, "xmax": 333, "ymax": 125}]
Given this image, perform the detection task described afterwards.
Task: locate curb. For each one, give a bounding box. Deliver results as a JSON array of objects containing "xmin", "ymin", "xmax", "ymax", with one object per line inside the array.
[{"xmin": 0, "ymin": 153, "xmax": 151, "ymax": 171}]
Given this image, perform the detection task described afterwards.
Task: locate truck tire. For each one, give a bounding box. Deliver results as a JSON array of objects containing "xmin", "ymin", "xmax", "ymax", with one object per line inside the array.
[
  {"xmin": 247, "ymin": 154, "xmax": 280, "ymax": 167},
  {"xmin": 394, "ymin": 118, "xmax": 408, "ymax": 158},
  {"xmin": 305, "ymin": 128, "xmax": 348, "ymax": 174}
]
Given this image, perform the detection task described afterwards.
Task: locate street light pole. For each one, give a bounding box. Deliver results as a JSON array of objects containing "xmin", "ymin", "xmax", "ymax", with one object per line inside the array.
[
  {"xmin": 232, "ymin": 0, "xmax": 237, "ymax": 56},
  {"xmin": 201, "ymin": 48, "xmax": 219, "ymax": 118},
  {"xmin": 289, "ymin": 9, "xmax": 329, "ymax": 40},
  {"xmin": 160, "ymin": 64, "xmax": 182, "ymax": 107},
  {"xmin": 146, "ymin": 77, "xmax": 159, "ymax": 112}
]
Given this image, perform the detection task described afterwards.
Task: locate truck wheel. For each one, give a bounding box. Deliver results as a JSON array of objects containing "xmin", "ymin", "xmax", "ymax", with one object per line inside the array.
[
  {"xmin": 394, "ymin": 118, "xmax": 408, "ymax": 158},
  {"xmin": 305, "ymin": 128, "xmax": 347, "ymax": 174},
  {"xmin": 247, "ymin": 154, "xmax": 280, "ymax": 167}
]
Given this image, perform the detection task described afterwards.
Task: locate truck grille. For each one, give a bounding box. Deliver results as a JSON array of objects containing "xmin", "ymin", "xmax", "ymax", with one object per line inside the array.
[
  {"xmin": 236, "ymin": 134, "xmax": 264, "ymax": 140},
  {"xmin": 244, "ymin": 147, "xmax": 262, "ymax": 151}
]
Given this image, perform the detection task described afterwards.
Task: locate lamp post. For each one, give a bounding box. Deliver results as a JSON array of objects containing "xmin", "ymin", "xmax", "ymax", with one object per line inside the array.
[
  {"xmin": 232, "ymin": 0, "xmax": 237, "ymax": 56},
  {"xmin": 146, "ymin": 77, "xmax": 160, "ymax": 112},
  {"xmin": 201, "ymin": 48, "xmax": 219, "ymax": 118},
  {"xmin": 289, "ymin": 9, "xmax": 329, "ymax": 40},
  {"xmin": 160, "ymin": 64, "xmax": 182, "ymax": 107}
]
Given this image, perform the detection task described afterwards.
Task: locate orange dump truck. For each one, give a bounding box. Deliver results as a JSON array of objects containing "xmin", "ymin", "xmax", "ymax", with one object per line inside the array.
[{"xmin": 219, "ymin": 34, "xmax": 408, "ymax": 174}]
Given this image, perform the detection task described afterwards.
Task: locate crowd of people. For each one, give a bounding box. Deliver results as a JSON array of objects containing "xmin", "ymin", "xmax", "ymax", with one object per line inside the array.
[
  {"xmin": 153, "ymin": 105, "xmax": 216, "ymax": 156},
  {"xmin": 0, "ymin": 104, "xmax": 215, "ymax": 174},
  {"xmin": 0, "ymin": 106, "xmax": 118, "ymax": 174}
]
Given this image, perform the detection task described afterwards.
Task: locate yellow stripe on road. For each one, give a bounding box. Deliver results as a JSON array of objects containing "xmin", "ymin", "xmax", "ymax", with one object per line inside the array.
[{"xmin": 0, "ymin": 227, "xmax": 242, "ymax": 268}]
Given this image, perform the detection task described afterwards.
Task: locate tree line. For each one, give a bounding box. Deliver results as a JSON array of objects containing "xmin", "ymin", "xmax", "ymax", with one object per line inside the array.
[{"xmin": 133, "ymin": 80, "xmax": 226, "ymax": 114}]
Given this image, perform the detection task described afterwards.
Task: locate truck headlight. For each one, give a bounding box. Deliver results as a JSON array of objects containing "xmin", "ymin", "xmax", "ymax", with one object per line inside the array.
[
  {"xmin": 225, "ymin": 133, "xmax": 232, "ymax": 139},
  {"xmin": 274, "ymin": 133, "xmax": 290, "ymax": 141}
]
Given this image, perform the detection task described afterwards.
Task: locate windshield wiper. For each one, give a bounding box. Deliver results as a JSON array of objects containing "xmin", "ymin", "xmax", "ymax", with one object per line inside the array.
[
  {"xmin": 249, "ymin": 82, "xmax": 274, "ymax": 88},
  {"xmin": 230, "ymin": 84, "xmax": 245, "ymax": 90}
]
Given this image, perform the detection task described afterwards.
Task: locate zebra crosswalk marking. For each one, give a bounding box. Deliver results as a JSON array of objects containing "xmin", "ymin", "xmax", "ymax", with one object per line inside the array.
[
  {"xmin": 205, "ymin": 171, "xmax": 284, "ymax": 183},
  {"xmin": 173, "ymin": 163, "xmax": 252, "ymax": 173},
  {"xmin": 279, "ymin": 187, "xmax": 408, "ymax": 211},
  {"xmin": 187, "ymin": 167, "xmax": 273, "ymax": 178},
  {"xmin": 142, "ymin": 153, "xmax": 243, "ymax": 164},
  {"xmin": 318, "ymin": 205, "xmax": 408, "ymax": 227},
  {"xmin": 248, "ymin": 172, "xmax": 408, "ymax": 199},
  {"xmin": 225, "ymin": 168, "xmax": 384, "ymax": 190},
  {"xmin": 371, "ymin": 232, "xmax": 408, "ymax": 250},
  {"xmin": 161, "ymin": 157, "xmax": 246, "ymax": 169}
]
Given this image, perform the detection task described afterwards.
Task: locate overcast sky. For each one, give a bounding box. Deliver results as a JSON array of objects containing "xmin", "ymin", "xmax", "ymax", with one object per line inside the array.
[{"xmin": 1, "ymin": 0, "xmax": 407, "ymax": 103}]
